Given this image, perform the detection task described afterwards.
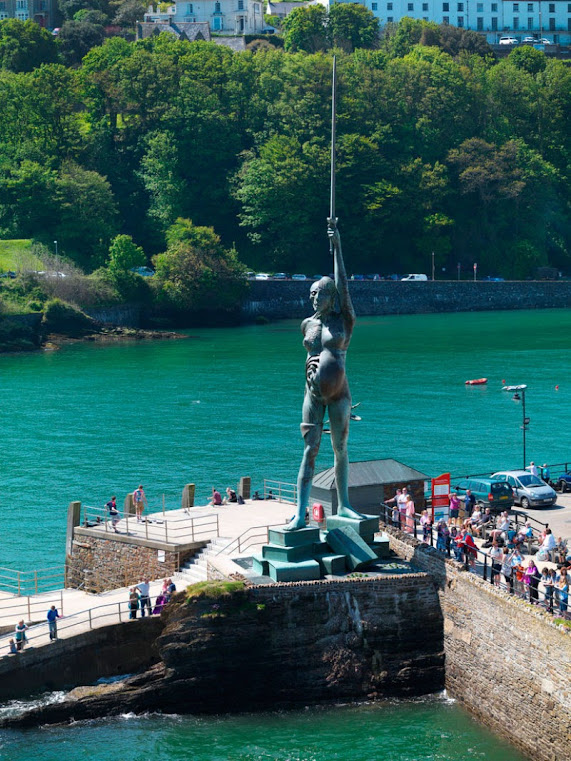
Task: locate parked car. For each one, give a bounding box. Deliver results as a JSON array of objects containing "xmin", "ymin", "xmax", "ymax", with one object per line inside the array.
[
  {"xmin": 522, "ymin": 36, "xmax": 536, "ymax": 44},
  {"xmin": 499, "ymin": 36, "xmax": 519, "ymax": 45},
  {"xmin": 452, "ymin": 477, "xmax": 514, "ymax": 512},
  {"xmin": 541, "ymin": 38, "xmax": 553, "ymax": 44},
  {"xmin": 0, "ymin": 271, "xmax": 16, "ymax": 278},
  {"xmin": 554, "ymin": 471, "xmax": 571, "ymax": 492},
  {"xmin": 255, "ymin": 272, "xmax": 270, "ymax": 280},
  {"xmin": 130, "ymin": 266, "xmax": 155, "ymax": 277},
  {"xmin": 291, "ymin": 273, "xmax": 307, "ymax": 281},
  {"xmin": 244, "ymin": 271, "xmax": 256, "ymax": 279},
  {"xmin": 481, "ymin": 276, "xmax": 505, "ymax": 282},
  {"xmin": 273, "ymin": 272, "xmax": 287, "ymax": 280},
  {"xmin": 351, "ymin": 274, "xmax": 365, "ymax": 280},
  {"xmin": 491, "ymin": 470, "xmax": 557, "ymax": 509},
  {"xmin": 401, "ymin": 273, "xmax": 428, "ymax": 281},
  {"xmin": 312, "ymin": 274, "xmax": 324, "ymax": 281},
  {"xmin": 385, "ymin": 274, "xmax": 401, "ymax": 281}
]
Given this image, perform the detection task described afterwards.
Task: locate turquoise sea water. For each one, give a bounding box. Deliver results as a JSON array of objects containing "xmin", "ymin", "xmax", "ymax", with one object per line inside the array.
[
  {"xmin": 1, "ymin": 308, "xmax": 570, "ymax": 570},
  {"xmin": 0, "ymin": 696, "xmax": 527, "ymax": 761}
]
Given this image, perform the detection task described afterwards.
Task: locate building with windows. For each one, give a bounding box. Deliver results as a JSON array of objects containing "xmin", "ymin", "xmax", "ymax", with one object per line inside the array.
[
  {"xmin": 0, "ymin": 0, "xmax": 55, "ymax": 27},
  {"xmin": 335, "ymin": 0, "xmax": 571, "ymax": 45},
  {"xmin": 144, "ymin": 0, "xmax": 264, "ymax": 34}
]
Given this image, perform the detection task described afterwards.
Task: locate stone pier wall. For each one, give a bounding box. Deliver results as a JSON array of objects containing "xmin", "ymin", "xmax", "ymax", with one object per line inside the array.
[
  {"xmin": 66, "ymin": 533, "xmax": 202, "ymax": 593},
  {"xmin": 383, "ymin": 526, "xmax": 571, "ymax": 761}
]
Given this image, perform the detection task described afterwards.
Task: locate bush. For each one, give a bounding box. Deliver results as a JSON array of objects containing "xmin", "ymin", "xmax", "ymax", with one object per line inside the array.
[
  {"xmin": 186, "ymin": 580, "xmax": 245, "ymax": 600},
  {"xmin": 42, "ymin": 298, "xmax": 99, "ymax": 337},
  {"xmin": 0, "ymin": 319, "xmax": 39, "ymax": 351}
]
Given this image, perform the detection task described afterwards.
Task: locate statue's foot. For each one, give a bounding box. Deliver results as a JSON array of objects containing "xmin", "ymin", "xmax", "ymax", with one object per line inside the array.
[
  {"xmin": 284, "ymin": 516, "xmax": 307, "ymax": 532},
  {"xmin": 337, "ymin": 506, "xmax": 366, "ymax": 521}
]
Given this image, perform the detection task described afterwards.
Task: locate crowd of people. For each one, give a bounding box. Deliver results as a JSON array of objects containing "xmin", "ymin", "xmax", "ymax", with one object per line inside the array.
[
  {"xmin": 128, "ymin": 578, "xmax": 176, "ymax": 619},
  {"xmin": 385, "ymin": 486, "xmax": 570, "ymax": 616}
]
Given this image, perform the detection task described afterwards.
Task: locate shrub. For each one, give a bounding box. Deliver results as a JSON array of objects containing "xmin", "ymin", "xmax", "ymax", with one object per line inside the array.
[
  {"xmin": 186, "ymin": 580, "xmax": 245, "ymax": 600},
  {"xmin": 0, "ymin": 319, "xmax": 39, "ymax": 351},
  {"xmin": 42, "ymin": 298, "xmax": 99, "ymax": 337}
]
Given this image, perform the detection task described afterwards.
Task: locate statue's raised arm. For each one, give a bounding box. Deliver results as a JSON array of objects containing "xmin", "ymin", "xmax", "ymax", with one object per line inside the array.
[{"xmin": 327, "ymin": 218, "xmax": 355, "ymax": 333}]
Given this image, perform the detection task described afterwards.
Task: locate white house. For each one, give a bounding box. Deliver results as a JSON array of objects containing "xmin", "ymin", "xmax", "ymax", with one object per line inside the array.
[
  {"xmin": 145, "ymin": 0, "xmax": 264, "ymax": 34},
  {"xmin": 336, "ymin": 0, "xmax": 571, "ymax": 45}
]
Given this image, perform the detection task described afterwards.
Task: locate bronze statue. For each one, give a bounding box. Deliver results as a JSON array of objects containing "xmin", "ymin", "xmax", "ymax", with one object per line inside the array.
[{"xmin": 286, "ymin": 218, "xmax": 365, "ymax": 530}]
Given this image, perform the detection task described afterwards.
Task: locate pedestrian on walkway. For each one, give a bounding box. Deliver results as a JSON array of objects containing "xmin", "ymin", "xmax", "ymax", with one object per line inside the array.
[
  {"xmin": 106, "ymin": 496, "xmax": 121, "ymax": 533},
  {"xmin": 128, "ymin": 588, "xmax": 140, "ymax": 620},
  {"xmin": 137, "ymin": 578, "xmax": 152, "ymax": 617},
  {"xmin": 133, "ymin": 485, "xmax": 148, "ymax": 522},
  {"xmin": 8, "ymin": 639, "xmax": 18, "ymax": 654},
  {"xmin": 15, "ymin": 620, "xmax": 28, "ymax": 651},
  {"xmin": 47, "ymin": 605, "xmax": 61, "ymax": 640}
]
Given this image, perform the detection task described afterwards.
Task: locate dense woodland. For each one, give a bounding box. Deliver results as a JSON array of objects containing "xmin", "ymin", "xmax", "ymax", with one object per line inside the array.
[{"xmin": 0, "ymin": 16, "xmax": 570, "ymax": 304}]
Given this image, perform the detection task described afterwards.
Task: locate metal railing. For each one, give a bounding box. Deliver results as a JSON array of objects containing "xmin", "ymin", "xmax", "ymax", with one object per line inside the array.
[
  {"xmin": 0, "ymin": 566, "xmax": 65, "ymax": 596},
  {"xmin": 0, "ymin": 596, "xmax": 168, "ymax": 656},
  {"xmin": 262, "ymin": 479, "xmax": 297, "ymax": 504},
  {"xmin": 0, "ymin": 591, "xmax": 65, "ymax": 628},
  {"xmin": 80, "ymin": 506, "xmax": 219, "ymax": 545},
  {"xmin": 215, "ymin": 522, "xmax": 288, "ymax": 557}
]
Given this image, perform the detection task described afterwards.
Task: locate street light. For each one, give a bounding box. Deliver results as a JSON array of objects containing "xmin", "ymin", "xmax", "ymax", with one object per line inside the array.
[
  {"xmin": 54, "ymin": 240, "xmax": 58, "ymax": 257},
  {"xmin": 502, "ymin": 384, "xmax": 529, "ymax": 469}
]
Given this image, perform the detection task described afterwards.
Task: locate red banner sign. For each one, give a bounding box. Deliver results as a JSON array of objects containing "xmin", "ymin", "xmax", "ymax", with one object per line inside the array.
[{"xmin": 431, "ymin": 473, "xmax": 451, "ymax": 522}]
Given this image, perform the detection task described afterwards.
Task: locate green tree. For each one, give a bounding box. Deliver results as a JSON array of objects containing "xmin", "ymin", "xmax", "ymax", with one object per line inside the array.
[
  {"xmin": 282, "ymin": 5, "xmax": 327, "ymax": 53},
  {"xmin": 107, "ymin": 234, "xmax": 145, "ymax": 273},
  {"xmin": 112, "ymin": 0, "xmax": 147, "ymax": 27},
  {"xmin": 57, "ymin": 20, "xmax": 105, "ymax": 66},
  {"xmin": 327, "ymin": 4, "xmax": 379, "ymax": 53},
  {"xmin": 153, "ymin": 219, "xmax": 246, "ymax": 313},
  {"xmin": 508, "ymin": 45, "xmax": 546, "ymax": 75},
  {"xmin": 0, "ymin": 19, "xmax": 59, "ymax": 72}
]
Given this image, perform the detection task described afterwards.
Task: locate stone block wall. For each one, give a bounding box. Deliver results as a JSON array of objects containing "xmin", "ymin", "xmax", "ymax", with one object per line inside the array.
[
  {"xmin": 383, "ymin": 525, "xmax": 571, "ymax": 761},
  {"xmin": 66, "ymin": 535, "xmax": 199, "ymax": 592}
]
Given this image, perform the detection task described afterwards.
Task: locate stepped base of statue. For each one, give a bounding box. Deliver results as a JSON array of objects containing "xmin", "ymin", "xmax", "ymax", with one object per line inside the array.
[{"xmin": 254, "ymin": 515, "xmax": 382, "ymax": 583}]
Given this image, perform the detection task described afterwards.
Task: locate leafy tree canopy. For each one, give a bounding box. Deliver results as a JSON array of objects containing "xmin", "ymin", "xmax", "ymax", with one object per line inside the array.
[{"xmin": 0, "ymin": 19, "xmax": 59, "ymax": 72}]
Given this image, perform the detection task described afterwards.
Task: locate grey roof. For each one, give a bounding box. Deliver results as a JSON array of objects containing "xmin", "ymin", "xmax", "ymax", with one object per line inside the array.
[
  {"xmin": 313, "ymin": 459, "xmax": 429, "ymax": 490},
  {"xmin": 137, "ymin": 21, "xmax": 211, "ymax": 41},
  {"xmin": 212, "ymin": 36, "xmax": 247, "ymax": 51}
]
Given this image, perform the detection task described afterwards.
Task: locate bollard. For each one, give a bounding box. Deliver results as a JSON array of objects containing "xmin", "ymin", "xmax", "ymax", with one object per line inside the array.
[
  {"xmin": 182, "ymin": 484, "xmax": 195, "ymax": 510},
  {"xmin": 238, "ymin": 476, "xmax": 251, "ymax": 501}
]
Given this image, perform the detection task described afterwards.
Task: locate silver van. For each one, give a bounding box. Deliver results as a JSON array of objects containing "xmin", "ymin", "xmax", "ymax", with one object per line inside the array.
[
  {"xmin": 491, "ymin": 470, "xmax": 557, "ymax": 509},
  {"xmin": 401, "ymin": 274, "xmax": 428, "ymax": 281}
]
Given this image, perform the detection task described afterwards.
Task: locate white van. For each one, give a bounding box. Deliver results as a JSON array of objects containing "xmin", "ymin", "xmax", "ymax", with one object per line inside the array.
[{"xmin": 401, "ymin": 274, "xmax": 428, "ymax": 281}]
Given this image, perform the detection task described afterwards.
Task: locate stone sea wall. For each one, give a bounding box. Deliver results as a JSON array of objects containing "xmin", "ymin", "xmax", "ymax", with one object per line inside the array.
[
  {"xmin": 67, "ymin": 532, "xmax": 203, "ymax": 593},
  {"xmin": 384, "ymin": 526, "xmax": 571, "ymax": 761},
  {"xmin": 242, "ymin": 280, "xmax": 571, "ymax": 321}
]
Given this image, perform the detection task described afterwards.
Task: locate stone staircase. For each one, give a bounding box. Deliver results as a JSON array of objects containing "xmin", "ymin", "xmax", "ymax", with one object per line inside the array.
[{"xmin": 173, "ymin": 537, "xmax": 232, "ymax": 586}]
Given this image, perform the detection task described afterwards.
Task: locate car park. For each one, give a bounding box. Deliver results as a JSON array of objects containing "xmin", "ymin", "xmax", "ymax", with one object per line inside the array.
[
  {"xmin": 499, "ymin": 36, "xmax": 519, "ymax": 44},
  {"xmin": 292, "ymin": 273, "xmax": 307, "ymax": 281},
  {"xmin": 452, "ymin": 477, "xmax": 514, "ymax": 512},
  {"xmin": 401, "ymin": 273, "xmax": 428, "ymax": 281},
  {"xmin": 491, "ymin": 470, "xmax": 557, "ymax": 509}
]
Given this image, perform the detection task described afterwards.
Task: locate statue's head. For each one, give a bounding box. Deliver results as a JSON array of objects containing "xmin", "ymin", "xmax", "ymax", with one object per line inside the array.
[{"xmin": 310, "ymin": 276, "xmax": 336, "ymax": 313}]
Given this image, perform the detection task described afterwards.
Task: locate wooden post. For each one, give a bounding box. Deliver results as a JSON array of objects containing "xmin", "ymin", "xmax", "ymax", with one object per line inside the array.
[
  {"xmin": 182, "ymin": 483, "xmax": 195, "ymax": 510},
  {"xmin": 65, "ymin": 501, "xmax": 82, "ymax": 557},
  {"xmin": 238, "ymin": 477, "xmax": 251, "ymax": 500}
]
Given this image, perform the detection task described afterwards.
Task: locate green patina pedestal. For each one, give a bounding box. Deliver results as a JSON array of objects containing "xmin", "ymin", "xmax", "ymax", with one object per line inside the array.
[{"xmin": 253, "ymin": 515, "xmax": 390, "ymax": 583}]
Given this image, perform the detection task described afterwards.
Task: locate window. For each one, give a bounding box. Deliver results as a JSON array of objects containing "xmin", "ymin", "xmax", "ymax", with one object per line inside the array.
[
  {"xmin": 568, "ymin": 3, "xmax": 571, "ymax": 11},
  {"xmin": 423, "ymin": 16, "xmax": 429, "ymax": 19},
  {"xmin": 16, "ymin": 0, "xmax": 27, "ymax": 7},
  {"xmin": 16, "ymin": 10, "xmax": 28, "ymax": 17},
  {"xmin": 513, "ymin": 16, "xmax": 519, "ymax": 27},
  {"xmin": 212, "ymin": 15, "xmax": 222, "ymax": 28},
  {"xmin": 491, "ymin": 2, "xmax": 497, "ymax": 10},
  {"xmin": 215, "ymin": 1, "xmax": 220, "ymax": 11},
  {"xmin": 387, "ymin": 16, "xmax": 393, "ymax": 22},
  {"xmin": 238, "ymin": 0, "xmax": 243, "ymax": 8},
  {"xmin": 491, "ymin": 16, "xmax": 497, "ymax": 28},
  {"xmin": 512, "ymin": 3, "xmax": 519, "ymax": 10},
  {"xmin": 187, "ymin": 2, "xmax": 193, "ymax": 10},
  {"xmin": 407, "ymin": 3, "xmax": 414, "ymax": 10},
  {"xmin": 457, "ymin": 2, "xmax": 463, "ymax": 9},
  {"xmin": 457, "ymin": 14, "xmax": 464, "ymax": 24},
  {"xmin": 442, "ymin": 1, "xmax": 449, "ymax": 8},
  {"xmin": 0, "ymin": 1, "xmax": 5, "ymax": 8},
  {"xmin": 442, "ymin": 15, "xmax": 449, "ymax": 22},
  {"xmin": 422, "ymin": 2, "xmax": 428, "ymax": 9},
  {"xmin": 387, "ymin": 1, "xmax": 393, "ymax": 7},
  {"xmin": 0, "ymin": 10, "xmax": 8, "ymax": 16},
  {"xmin": 568, "ymin": 18, "xmax": 571, "ymax": 30},
  {"xmin": 549, "ymin": 16, "xmax": 555, "ymax": 28},
  {"xmin": 371, "ymin": 2, "xmax": 378, "ymax": 8},
  {"xmin": 527, "ymin": 2, "xmax": 533, "ymax": 10},
  {"xmin": 477, "ymin": 15, "xmax": 483, "ymax": 28},
  {"xmin": 548, "ymin": 3, "xmax": 554, "ymax": 10},
  {"xmin": 476, "ymin": 2, "xmax": 483, "ymax": 10},
  {"xmin": 528, "ymin": 16, "xmax": 533, "ymax": 28}
]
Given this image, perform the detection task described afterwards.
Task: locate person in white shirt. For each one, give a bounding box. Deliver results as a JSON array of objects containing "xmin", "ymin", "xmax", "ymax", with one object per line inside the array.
[
  {"xmin": 136, "ymin": 578, "xmax": 152, "ymax": 617},
  {"xmin": 527, "ymin": 462, "xmax": 538, "ymax": 477}
]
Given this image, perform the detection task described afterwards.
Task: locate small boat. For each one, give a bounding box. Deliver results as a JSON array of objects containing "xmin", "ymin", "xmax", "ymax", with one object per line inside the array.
[{"xmin": 465, "ymin": 378, "xmax": 488, "ymax": 385}]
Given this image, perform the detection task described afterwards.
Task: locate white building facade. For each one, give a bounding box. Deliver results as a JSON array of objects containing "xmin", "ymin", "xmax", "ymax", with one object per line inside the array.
[
  {"xmin": 339, "ymin": 0, "xmax": 571, "ymax": 45},
  {"xmin": 147, "ymin": 0, "xmax": 264, "ymax": 34}
]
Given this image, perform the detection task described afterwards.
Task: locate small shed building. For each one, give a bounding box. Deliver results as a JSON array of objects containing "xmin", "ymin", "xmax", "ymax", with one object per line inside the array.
[{"xmin": 310, "ymin": 458, "xmax": 429, "ymax": 517}]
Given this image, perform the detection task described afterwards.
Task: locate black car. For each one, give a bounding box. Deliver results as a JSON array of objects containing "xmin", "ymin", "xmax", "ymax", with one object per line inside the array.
[{"xmin": 555, "ymin": 472, "xmax": 571, "ymax": 492}]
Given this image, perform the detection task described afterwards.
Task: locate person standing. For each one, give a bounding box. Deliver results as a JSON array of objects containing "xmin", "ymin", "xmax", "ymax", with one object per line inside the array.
[
  {"xmin": 405, "ymin": 494, "xmax": 416, "ymax": 534},
  {"xmin": 106, "ymin": 495, "xmax": 120, "ymax": 533},
  {"xmin": 556, "ymin": 567, "xmax": 569, "ymax": 613},
  {"xmin": 137, "ymin": 578, "xmax": 152, "ymax": 618},
  {"xmin": 528, "ymin": 462, "xmax": 538, "ymax": 477},
  {"xmin": 541, "ymin": 567, "xmax": 554, "ymax": 612},
  {"xmin": 489, "ymin": 541, "xmax": 503, "ymax": 586},
  {"xmin": 15, "ymin": 620, "xmax": 28, "ymax": 651},
  {"xmin": 523, "ymin": 559, "xmax": 541, "ymax": 604},
  {"xmin": 133, "ymin": 485, "xmax": 147, "ymax": 523},
  {"xmin": 397, "ymin": 488, "xmax": 408, "ymax": 529},
  {"xmin": 449, "ymin": 492, "xmax": 460, "ymax": 527},
  {"xmin": 47, "ymin": 605, "xmax": 61, "ymax": 641},
  {"xmin": 128, "ymin": 588, "xmax": 140, "ymax": 620},
  {"xmin": 463, "ymin": 489, "xmax": 476, "ymax": 519}
]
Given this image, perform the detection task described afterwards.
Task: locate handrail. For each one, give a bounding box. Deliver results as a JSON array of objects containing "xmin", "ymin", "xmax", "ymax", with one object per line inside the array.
[
  {"xmin": 215, "ymin": 522, "xmax": 287, "ymax": 557},
  {"xmin": 0, "ymin": 566, "xmax": 65, "ymax": 597},
  {"xmin": 262, "ymin": 479, "xmax": 297, "ymax": 504},
  {"xmin": 0, "ymin": 594, "xmax": 170, "ymax": 656}
]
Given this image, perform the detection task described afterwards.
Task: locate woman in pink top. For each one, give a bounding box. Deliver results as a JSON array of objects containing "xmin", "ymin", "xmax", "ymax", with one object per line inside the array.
[
  {"xmin": 405, "ymin": 495, "xmax": 416, "ymax": 534},
  {"xmin": 449, "ymin": 492, "xmax": 460, "ymax": 526}
]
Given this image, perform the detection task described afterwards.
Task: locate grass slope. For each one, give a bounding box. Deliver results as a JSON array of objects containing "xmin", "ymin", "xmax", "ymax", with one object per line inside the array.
[{"xmin": 0, "ymin": 240, "xmax": 42, "ymax": 272}]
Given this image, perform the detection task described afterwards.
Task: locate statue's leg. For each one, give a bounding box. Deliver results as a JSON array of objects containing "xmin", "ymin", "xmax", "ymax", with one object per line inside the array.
[
  {"xmin": 285, "ymin": 395, "xmax": 324, "ymax": 531},
  {"xmin": 329, "ymin": 393, "xmax": 365, "ymax": 520}
]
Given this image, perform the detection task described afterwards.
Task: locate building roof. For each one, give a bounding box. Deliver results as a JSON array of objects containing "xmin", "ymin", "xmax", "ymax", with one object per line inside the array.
[
  {"xmin": 137, "ymin": 21, "xmax": 211, "ymax": 41},
  {"xmin": 313, "ymin": 459, "xmax": 429, "ymax": 490}
]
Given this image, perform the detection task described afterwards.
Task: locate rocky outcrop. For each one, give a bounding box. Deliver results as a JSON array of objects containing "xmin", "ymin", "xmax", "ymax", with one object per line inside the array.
[{"xmin": 0, "ymin": 576, "xmax": 444, "ymax": 727}]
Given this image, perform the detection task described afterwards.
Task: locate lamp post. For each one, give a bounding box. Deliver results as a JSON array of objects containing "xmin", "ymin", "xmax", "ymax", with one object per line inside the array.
[
  {"xmin": 54, "ymin": 240, "xmax": 58, "ymax": 257},
  {"xmin": 431, "ymin": 251, "xmax": 435, "ymax": 281},
  {"xmin": 502, "ymin": 384, "xmax": 529, "ymax": 469}
]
